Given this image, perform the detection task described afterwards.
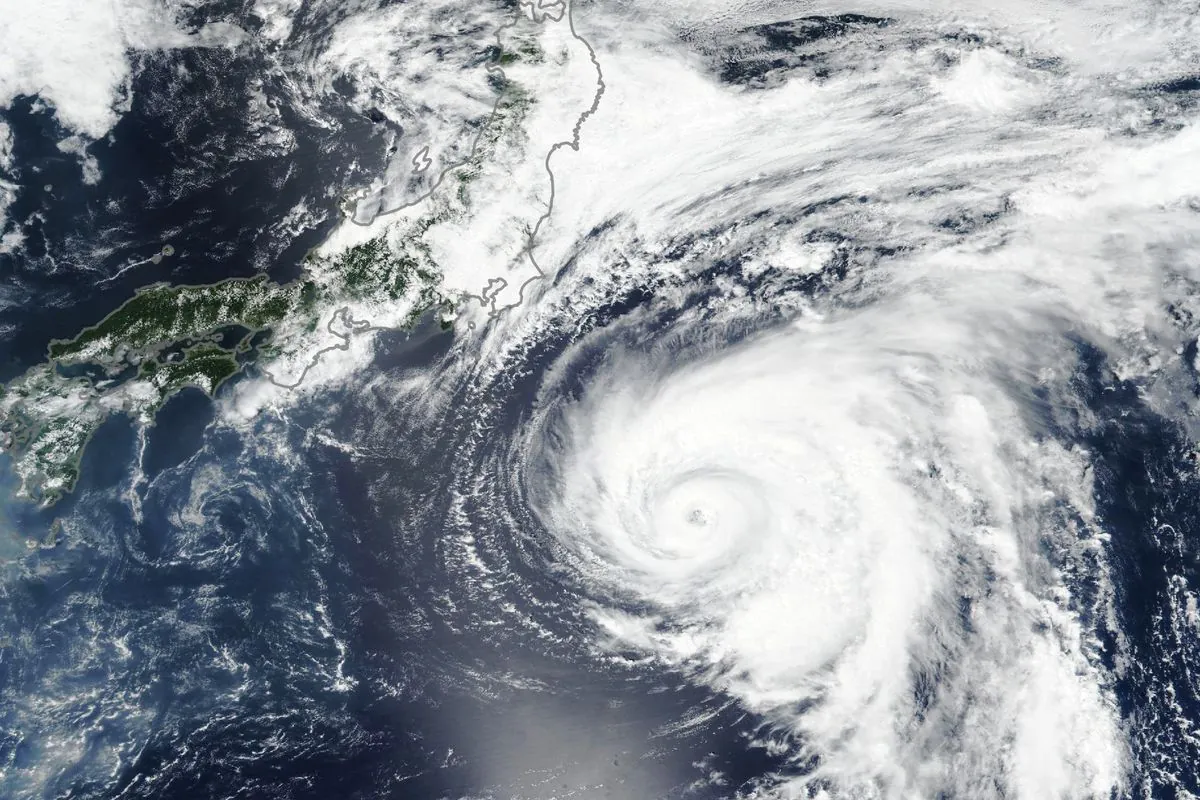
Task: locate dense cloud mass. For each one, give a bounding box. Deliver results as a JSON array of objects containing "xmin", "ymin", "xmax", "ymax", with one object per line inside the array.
[
  {"xmin": 419, "ymin": 0, "xmax": 1200, "ymax": 794},
  {"xmin": 4, "ymin": 0, "xmax": 1200, "ymax": 797}
]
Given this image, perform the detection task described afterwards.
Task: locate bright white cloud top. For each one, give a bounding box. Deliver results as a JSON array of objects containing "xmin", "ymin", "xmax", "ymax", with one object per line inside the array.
[
  {"xmin": 3, "ymin": 0, "xmax": 1200, "ymax": 795},
  {"xmin": 0, "ymin": 0, "xmax": 244, "ymax": 139},
  {"xmin": 400, "ymin": 0, "xmax": 1200, "ymax": 796}
]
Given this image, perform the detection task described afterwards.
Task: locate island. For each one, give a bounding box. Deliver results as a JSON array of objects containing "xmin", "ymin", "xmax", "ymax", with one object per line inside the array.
[
  {"xmin": 0, "ymin": 0, "xmax": 603, "ymax": 507},
  {"xmin": 0, "ymin": 234, "xmax": 445, "ymax": 505}
]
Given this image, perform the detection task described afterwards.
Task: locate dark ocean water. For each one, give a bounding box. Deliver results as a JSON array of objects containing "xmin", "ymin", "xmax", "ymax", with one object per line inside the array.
[
  {"xmin": 2, "ymin": 9, "xmax": 1200, "ymax": 800},
  {"xmin": 0, "ymin": 41, "xmax": 392, "ymax": 382},
  {"xmin": 0, "ymin": 311, "xmax": 797, "ymax": 798}
]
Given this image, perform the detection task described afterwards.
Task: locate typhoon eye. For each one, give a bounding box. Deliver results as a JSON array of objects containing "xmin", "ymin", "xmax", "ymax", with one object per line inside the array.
[{"xmin": 3, "ymin": 0, "xmax": 1198, "ymax": 797}]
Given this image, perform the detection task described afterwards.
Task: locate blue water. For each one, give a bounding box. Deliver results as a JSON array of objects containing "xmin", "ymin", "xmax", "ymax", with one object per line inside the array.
[
  {"xmin": 2, "ymin": 9, "xmax": 1200, "ymax": 799},
  {"xmin": 0, "ymin": 44, "xmax": 391, "ymax": 382}
]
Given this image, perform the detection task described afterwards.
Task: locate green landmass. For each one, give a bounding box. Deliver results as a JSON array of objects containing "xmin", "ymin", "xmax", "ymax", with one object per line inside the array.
[
  {"xmin": 49, "ymin": 277, "xmax": 305, "ymax": 365},
  {"xmin": 493, "ymin": 40, "xmax": 544, "ymax": 66},
  {"xmin": 0, "ymin": 234, "xmax": 446, "ymax": 506},
  {"xmin": 140, "ymin": 343, "xmax": 242, "ymax": 396},
  {"xmin": 0, "ymin": 12, "xmax": 547, "ymax": 508},
  {"xmin": 326, "ymin": 238, "xmax": 432, "ymax": 302},
  {"xmin": 0, "ymin": 367, "xmax": 105, "ymax": 504}
]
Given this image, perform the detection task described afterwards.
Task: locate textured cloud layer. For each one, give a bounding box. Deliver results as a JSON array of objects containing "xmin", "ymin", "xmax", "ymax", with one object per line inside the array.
[
  {"xmin": 422, "ymin": 0, "xmax": 1200, "ymax": 794},
  {"xmin": 0, "ymin": 0, "xmax": 243, "ymax": 138}
]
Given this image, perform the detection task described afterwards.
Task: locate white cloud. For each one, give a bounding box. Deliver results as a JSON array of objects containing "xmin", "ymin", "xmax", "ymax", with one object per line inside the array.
[
  {"xmin": 0, "ymin": 120, "xmax": 17, "ymax": 252},
  {"xmin": 250, "ymin": 0, "xmax": 303, "ymax": 43},
  {"xmin": 0, "ymin": 119, "xmax": 12, "ymax": 170},
  {"xmin": 0, "ymin": 0, "xmax": 245, "ymax": 139},
  {"xmin": 55, "ymin": 135, "xmax": 101, "ymax": 184}
]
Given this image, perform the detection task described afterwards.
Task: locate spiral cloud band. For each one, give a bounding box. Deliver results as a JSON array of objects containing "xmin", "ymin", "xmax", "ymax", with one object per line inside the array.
[
  {"xmin": 7, "ymin": 0, "xmax": 1200, "ymax": 796},
  {"xmin": 348, "ymin": 0, "xmax": 1200, "ymax": 795},
  {"xmin": 516, "ymin": 284, "xmax": 1122, "ymax": 796}
]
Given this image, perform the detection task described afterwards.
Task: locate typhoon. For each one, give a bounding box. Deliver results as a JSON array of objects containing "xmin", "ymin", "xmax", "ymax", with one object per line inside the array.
[
  {"xmin": 4, "ymin": 0, "xmax": 1200, "ymax": 798},
  {"xmin": 408, "ymin": 0, "xmax": 1200, "ymax": 795}
]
